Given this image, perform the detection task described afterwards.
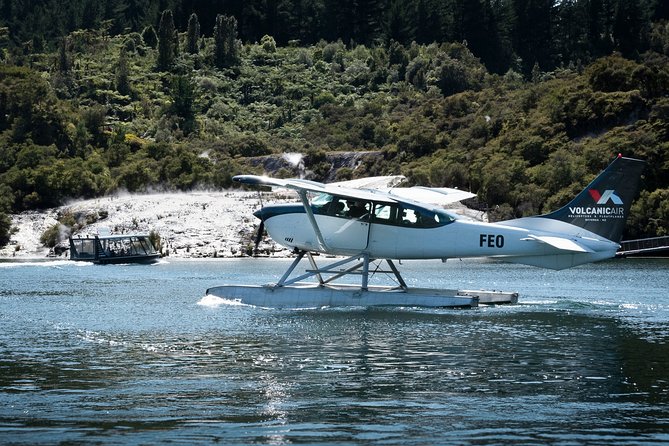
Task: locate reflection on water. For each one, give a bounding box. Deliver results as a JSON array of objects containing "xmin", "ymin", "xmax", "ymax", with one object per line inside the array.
[{"xmin": 0, "ymin": 258, "xmax": 668, "ymax": 444}]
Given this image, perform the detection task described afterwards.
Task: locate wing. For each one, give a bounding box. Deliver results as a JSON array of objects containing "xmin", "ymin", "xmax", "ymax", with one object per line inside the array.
[
  {"xmin": 384, "ymin": 187, "xmax": 476, "ymax": 206},
  {"xmin": 329, "ymin": 175, "xmax": 406, "ymax": 189},
  {"xmin": 233, "ymin": 175, "xmax": 398, "ymax": 203},
  {"xmin": 331, "ymin": 176, "xmax": 476, "ymax": 206},
  {"xmin": 234, "ymin": 175, "xmax": 476, "ymax": 207}
]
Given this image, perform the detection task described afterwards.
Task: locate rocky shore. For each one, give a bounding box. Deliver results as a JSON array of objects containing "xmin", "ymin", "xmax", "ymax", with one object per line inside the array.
[{"xmin": 0, "ymin": 191, "xmax": 289, "ymax": 260}]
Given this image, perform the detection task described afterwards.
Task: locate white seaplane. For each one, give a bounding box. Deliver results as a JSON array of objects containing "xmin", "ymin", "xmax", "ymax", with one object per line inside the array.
[{"xmin": 206, "ymin": 155, "xmax": 644, "ymax": 308}]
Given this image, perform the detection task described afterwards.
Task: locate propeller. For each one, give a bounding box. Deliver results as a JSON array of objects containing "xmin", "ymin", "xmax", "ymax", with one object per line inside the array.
[{"xmin": 253, "ymin": 221, "xmax": 265, "ymax": 256}]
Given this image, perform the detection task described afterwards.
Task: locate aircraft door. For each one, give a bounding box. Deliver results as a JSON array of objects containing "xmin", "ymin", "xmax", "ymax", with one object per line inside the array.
[{"xmin": 320, "ymin": 198, "xmax": 371, "ymax": 252}]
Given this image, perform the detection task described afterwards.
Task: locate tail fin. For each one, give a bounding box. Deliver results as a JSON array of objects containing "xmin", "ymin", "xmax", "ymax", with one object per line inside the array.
[{"xmin": 542, "ymin": 155, "xmax": 645, "ymax": 242}]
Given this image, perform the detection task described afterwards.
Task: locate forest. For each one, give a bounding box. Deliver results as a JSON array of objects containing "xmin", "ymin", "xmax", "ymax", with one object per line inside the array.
[{"xmin": 0, "ymin": 0, "xmax": 668, "ymax": 247}]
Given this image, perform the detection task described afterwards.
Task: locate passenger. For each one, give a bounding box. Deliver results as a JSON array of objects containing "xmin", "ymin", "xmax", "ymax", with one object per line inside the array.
[{"xmin": 400, "ymin": 210, "xmax": 412, "ymax": 226}]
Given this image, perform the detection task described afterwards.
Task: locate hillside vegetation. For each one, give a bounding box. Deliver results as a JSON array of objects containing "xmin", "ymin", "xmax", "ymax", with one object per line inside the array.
[{"xmin": 0, "ymin": 2, "xmax": 668, "ymax": 246}]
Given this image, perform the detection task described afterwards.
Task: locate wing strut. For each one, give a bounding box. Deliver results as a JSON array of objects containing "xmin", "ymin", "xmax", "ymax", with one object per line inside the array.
[{"xmin": 297, "ymin": 190, "xmax": 330, "ymax": 252}]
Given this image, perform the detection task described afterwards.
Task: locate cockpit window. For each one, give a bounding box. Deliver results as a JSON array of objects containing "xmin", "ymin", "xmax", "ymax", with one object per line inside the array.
[
  {"xmin": 312, "ymin": 194, "xmax": 369, "ymax": 219},
  {"xmin": 312, "ymin": 193, "xmax": 454, "ymax": 227}
]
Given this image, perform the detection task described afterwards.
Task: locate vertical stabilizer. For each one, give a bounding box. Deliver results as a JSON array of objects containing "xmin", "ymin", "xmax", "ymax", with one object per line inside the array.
[{"xmin": 541, "ymin": 155, "xmax": 645, "ymax": 242}]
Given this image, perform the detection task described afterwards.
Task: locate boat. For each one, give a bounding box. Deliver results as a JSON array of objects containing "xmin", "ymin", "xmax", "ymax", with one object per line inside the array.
[{"xmin": 69, "ymin": 233, "xmax": 160, "ymax": 264}]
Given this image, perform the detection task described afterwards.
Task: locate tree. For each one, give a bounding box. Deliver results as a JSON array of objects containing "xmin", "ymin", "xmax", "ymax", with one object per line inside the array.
[
  {"xmin": 169, "ymin": 75, "xmax": 196, "ymax": 136},
  {"xmin": 115, "ymin": 46, "xmax": 131, "ymax": 96},
  {"xmin": 142, "ymin": 25, "xmax": 158, "ymax": 48},
  {"xmin": 322, "ymin": 0, "xmax": 355, "ymax": 43},
  {"xmin": 586, "ymin": 0, "xmax": 613, "ymax": 57},
  {"xmin": 613, "ymin": 0, "xmax": 646, "ymax": 58},
  {"xmin": 112, "ymin": 0, "xmax": 148, "ymax": 33},
  {"xmin": 157, "ymin": 9, "xmax": 176, "ymax": 71},
  {"xmin": 81, "ymin": 0, "xmax": 101, "ymax": 30},
  {"xmin": 384, "ymin": 0, "xmax": 414, "ymax": 44},
  {"xmin": 414, "ymin": 0, "xmax": 443, "ymax": 44},
  {"xmin": 261, "ymin": 34, "xmax": 276, "ymax": 52},
  {"xmin": 213, "ymin": 14, "xmax": 240, "ymax": 69},
  {"xmin": 485, "ymin": 0, "xmax": 516, "ymax": 74},
  {"xmin": 57, "ymin": 37, "xmax": 70, "ymax": 73},
  {"xmin": 512, "ymin": 0, "xmax": 555, "ymax": 75},
  {"xmin": 186, "ymin": 13, "xmax": 200, "ymax": 54},
  {"xmin": 278, "ymin": 0, "xmax": 324, "ymax": 45}
]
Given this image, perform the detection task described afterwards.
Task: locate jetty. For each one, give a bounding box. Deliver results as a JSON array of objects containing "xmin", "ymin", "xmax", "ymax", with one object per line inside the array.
[{"xmin": 617, "ymin": 236, "xmax": 669, "ymax": 257}]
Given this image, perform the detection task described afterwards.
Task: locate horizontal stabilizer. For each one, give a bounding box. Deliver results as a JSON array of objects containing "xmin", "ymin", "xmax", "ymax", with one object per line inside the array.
[
  {"xmin": 501, "ymin": 249, "xmax": 616, "ymax": 270},
  {"xmin": 524, "ymin": 235, "xmax": 594, "ymax": 253}
]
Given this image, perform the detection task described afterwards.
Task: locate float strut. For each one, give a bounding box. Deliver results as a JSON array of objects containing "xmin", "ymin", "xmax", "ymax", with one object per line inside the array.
[
  {"xmin": 276, "ymin": 251, "xmax": 306, "ymax": 286},
  {"xmin": 306, "ymin": 252, "xmax": 325, "ymax": 285},
  {"xmin": 361, "ymin": 253, "xmax": 370, "ymax": 291},
  {"xmin": 386, "ymin": 259, "xmax": 408, "ymax": 290}
]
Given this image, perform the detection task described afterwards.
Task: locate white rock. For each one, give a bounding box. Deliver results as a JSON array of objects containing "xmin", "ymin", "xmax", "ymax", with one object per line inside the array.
[{"xmin": 0, "ymin": 191, "xmax": 289, "ymax": 259}]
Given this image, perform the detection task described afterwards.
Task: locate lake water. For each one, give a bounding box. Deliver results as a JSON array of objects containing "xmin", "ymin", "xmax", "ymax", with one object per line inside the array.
[{"xmin": 1, "ymin": 257, "xmax": 668, "ymax": 445}]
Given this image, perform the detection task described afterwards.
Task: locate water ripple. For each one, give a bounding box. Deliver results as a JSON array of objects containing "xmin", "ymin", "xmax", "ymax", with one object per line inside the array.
[{"xmin": 1, "ymin": 259, "xmax": 669, "ymax": 444}]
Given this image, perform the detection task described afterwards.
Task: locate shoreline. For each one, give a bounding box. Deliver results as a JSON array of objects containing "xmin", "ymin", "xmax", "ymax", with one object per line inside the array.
[{"xmin": 0, "ymin": 191, "xmax": 291, "ymax": 260}]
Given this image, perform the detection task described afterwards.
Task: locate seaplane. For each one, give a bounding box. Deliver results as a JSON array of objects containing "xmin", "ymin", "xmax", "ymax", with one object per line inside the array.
[{"xmin": 206, "ymin": 155, "xmax": 644, "ymax": 308}]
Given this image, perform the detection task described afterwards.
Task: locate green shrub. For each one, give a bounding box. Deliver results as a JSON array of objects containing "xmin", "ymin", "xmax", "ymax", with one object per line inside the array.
[
  {"xmin": 149, "ymin": 230, "xmax": 162, "ymax": 254},
  {"xmin": 40, "ymin": 223, "xmax": 62, "ymax": 248}
]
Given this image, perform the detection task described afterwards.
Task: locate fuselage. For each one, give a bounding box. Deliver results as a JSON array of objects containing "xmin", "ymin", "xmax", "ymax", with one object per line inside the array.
[{"xmin": 255, "ymin": 197, "xmax": 619, "ymax": 270}]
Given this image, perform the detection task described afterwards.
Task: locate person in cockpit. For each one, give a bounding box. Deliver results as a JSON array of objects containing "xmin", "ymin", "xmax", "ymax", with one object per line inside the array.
[{"xmin": 347, "ymin": 200, "xmax": 368, "ymax": 218}]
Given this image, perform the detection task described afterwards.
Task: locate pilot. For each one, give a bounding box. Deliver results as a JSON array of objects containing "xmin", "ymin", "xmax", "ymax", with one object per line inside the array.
[
  {"xmin": 348, "ymin": 200, "xmax": 367, "ymax": 218},
  {"xmin": 327, "ymin": 199, "xmax": 345, "ymax": 216}
]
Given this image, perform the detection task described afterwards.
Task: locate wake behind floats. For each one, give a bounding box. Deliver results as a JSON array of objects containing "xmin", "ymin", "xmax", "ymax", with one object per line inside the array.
[{"xmin": 206, "ymin": 155, "xmax": 644, "ymax": 308}]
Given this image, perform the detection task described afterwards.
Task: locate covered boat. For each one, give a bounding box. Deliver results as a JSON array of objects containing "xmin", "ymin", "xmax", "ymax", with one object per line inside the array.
[{"xmin": 69, "ymin": 234, "xmax": 160, "ymax": 264}]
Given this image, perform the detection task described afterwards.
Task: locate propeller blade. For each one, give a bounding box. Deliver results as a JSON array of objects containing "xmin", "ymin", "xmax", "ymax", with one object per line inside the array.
[{"xmin": 253, "ymin": 221, "xmax": 265, "ymax": 256}]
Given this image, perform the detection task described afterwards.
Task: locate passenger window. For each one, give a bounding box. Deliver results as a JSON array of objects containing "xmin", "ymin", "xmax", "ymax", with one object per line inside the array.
[
  {"xmin": 400, "ymin": 207, "xmax": 442, "ymax": 228},
  {"xmin": 400, "ymin": 209, "xmax": 418, "ymax": 225},
  {"xmin": 417, "ymin": 211, "xmax": 439, "ymax": 227},
  {"xmin": 321, "ymin": 197, "xmax": 346, "ymax": 216},
  {"xmin": 373, "ymin": 204, "xmax": 395, "ymax": 223},
  {"xmin": 435, "ymin": 210, "xmax": 455, "ymax": 225}
]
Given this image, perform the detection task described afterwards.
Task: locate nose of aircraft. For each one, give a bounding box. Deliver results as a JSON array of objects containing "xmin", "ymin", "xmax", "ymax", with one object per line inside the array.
[{"xmin": 252, "ymin": 203, "xmax": 306, "ymax": 222}]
